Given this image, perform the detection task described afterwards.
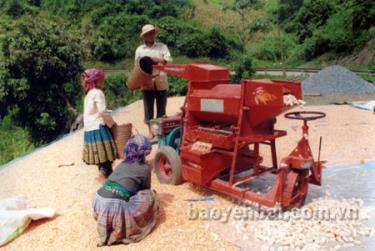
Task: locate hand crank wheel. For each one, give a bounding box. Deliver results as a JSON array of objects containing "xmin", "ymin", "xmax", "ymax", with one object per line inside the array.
[
  {"xmin": 284, "ymin": 111, "xmax": 326, "ymax": 121},
  {"xmin": 282, "ymin": 169, "xmax": 309, "ymax": 210}
]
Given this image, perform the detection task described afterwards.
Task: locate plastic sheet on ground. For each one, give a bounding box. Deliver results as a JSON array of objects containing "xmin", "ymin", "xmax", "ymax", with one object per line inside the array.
[
  {"xmin": 350, "ymin": 100, "xmax": 375, "ymax": 112},
  {"xmin": 208, "ymin": 161, "xmax": 375, "ymax": 251},
  {"xmin": 0, "ymin": 196, "xmax": 56, "ymax": 247}
]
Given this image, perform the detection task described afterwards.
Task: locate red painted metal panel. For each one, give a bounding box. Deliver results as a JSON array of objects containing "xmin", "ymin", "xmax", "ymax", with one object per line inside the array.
[{"xmin": 154, "ymin": 63, "xmax": 323, "ymax": 209}]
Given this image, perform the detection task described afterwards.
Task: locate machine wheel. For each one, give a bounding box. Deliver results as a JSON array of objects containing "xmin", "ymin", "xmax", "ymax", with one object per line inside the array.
[
  {"xmin": 282, "ymin": 169, "xmax": 309, "ymax": 210},
  {"xmin": 153, "ymin": 146, "xmax": 183, "ymax": 185}
]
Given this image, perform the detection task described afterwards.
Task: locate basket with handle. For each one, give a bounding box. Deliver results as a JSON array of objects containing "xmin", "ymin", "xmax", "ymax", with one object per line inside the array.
[
  {"xmin": 127, "ymin": 56, "xmax": 154, "ymax": 90},
  {"xmin": 110, "ymin": 123, "xmax": 132, "ymax": 159}
]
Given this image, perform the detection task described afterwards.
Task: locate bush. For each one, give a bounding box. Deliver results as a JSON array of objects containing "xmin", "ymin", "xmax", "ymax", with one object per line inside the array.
[
  {"xmin": 290, "ymin": 37, "xmax": 317, "ymax": 61},
  {"xmin": 104, "ymin": 73, "xmax": 142, "ymax": 110},
  {"xmin": 206, "ymin": 28, "xmax": 230, "ymax": 58},
  {"xmin": 168, "ymin": 75, "xmax": 188, "ymax": 97},
  {"xmin": 0, "ymin": 115, "xmax": 34, "ymax": 165},
  {"xmin": 157, "ymin": 16, "xmax": 191, "ymax": 47},
  {"xmin": 90, "ymin": 3, "xmax": 126, "ymax": 25},
  {"xmin": 94, "ymin": 14, "xmax": 149, "ymax": 61},
  {"xmin": 231, "ymin": 55, "xmax": 255, "ymax": 83},
  {"xmin": 157, "ymin": 17, "xmax": 232, "ymax": 58},
  {"xmin": 125, "ymin": 0, "xmax": 189, "ymax": 18},
  {"xmin": 316, "ymin": 13, "xmax": 354, "ymax": 52},
  {"xmin": 176, "ymin": 30, "xmax": 209, "ymax": 57},
  {"xmin": 251, "ymin": 34, "xmax": 296, "ymax": 61},
  {"xmin": 285, "ymin": 0, "xmax": 334, "ymax": 43},
  {"xmin": 1, "ymin": 17, "xmax": 83, "ymax": 143},
  {"xmin": 249, "ymin": 18, "xmax": 269, "ymax": 33},
  {"xmin": 5, "ymin": 0, "xmax": 25, "ymax": 17},
  {"xmin": 157, "ymin": 16, "xmax": 208, "ymax": 57}
]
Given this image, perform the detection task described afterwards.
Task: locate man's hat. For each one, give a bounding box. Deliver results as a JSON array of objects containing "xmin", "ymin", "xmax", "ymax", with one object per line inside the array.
[{"xmin": 140, "ymin": 24, "xmax": 160, "ymax": 37}]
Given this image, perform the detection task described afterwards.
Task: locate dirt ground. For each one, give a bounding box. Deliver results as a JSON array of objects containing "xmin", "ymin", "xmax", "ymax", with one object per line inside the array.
[{"xmin": 0, "ymin": 96, "xmax": 375, "ymax": 251}]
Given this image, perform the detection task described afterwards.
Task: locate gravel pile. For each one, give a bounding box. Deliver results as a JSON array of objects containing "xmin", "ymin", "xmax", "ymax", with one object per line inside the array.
[{"xmin": 302, "ymin": 65, "xmax": 375, "ymax": 96}]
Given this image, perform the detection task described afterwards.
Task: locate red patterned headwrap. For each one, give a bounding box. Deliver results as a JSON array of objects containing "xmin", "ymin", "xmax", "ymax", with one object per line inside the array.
[{"xmin": 81, "ymin": 68, "xmax": 105, "ymax": 92}]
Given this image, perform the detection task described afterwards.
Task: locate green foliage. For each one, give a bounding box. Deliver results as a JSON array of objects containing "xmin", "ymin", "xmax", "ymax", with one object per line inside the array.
[
  {"xmin": 4, "ymin": 0, "xmax": 25, "ymax": 17},
  {"xmin": 1, "ymin": 0, "xmax": 38, "ymax": 17},
  {"xmin": 94, "ymin": 14, "xmax": 148, "ymax": 61},
  {"xmin": 292, "ymin": 0, "xmax": 335, "ymax": 43},
  {"xmin": 0, "ymin": 0, "xmax": 238, "ymax": 61},
  {"xmin": 176, "ymin": 28, "xmax": 231, "ymax": 58},
  {"xmin": 90, "ymin": 3, "xmax": 127, "ymax": 26},
  {"xmin": 346, "ymin": 0, "xmax": 375, "ymax": 31},
  {"xmin": 1, "ymin": 17, "xmax": 83, "ymax": 143},
  {"xmin": 0, "ymin": 115, "xmax": 34, "ymax": 165},
  {"xmin": 276, "ymin": 0, "xmax": 303, "ymax": 24},
  {"xmin": 27, "ymin": 0, "xmax": 41, "ymax": 7},
  {"xmin": 251, "ymin": 34, "xmax": 296, "ymax": 61},
  {"xmin": 275, "ymin": 0, "xmax": 374, "ymax": 60},
  {"xmin": 0, "ymin": 67, "xmax": 9, "ymax": 117},
  {"xmin": 249, "ymin": 18, "xmax": 269, "ymax": 33},
  {"xmin": 157, "ymin": 16, "xmax": 188, "ymax": 47},
  {"xmin": 157, "ymin": 17, "xmax": 232, "ymax": 58},
  {"xmin": 223, "ymin": 0, "xmax": 264, "ymax": 48},
  {"xmin": 103, "ymin": 73, "xmax": 187, "ymax": 111},
  {"xmin": 168, "ymin": 75, "xmax": 188, "ymax": 96},
  {"xmin": 206, "ymin": 28, "xmax": 230, "ymax": 58},
  {"xmin": 316, "ymin": 12, "xmax": 354, "ymax": 52},
  {"xmin": 290, "ymin": 37, "xmax": 317, "ymax": 61},
  {"xmin": 223, "ymin": 0, "xmax": 263, "ymax": 13},
  {"xmin": 230, "ymin": 55, "xmax": 255, "ymax": 83},
  {"xmin": 176, "ymin": 30, "xmax": 209, "ymax": 57},
  {"xmin": 104, "ymin": 73, "xmax": 141, "ymax": 109},
  {"xmin": 125, "ymin": 0, "xmax": 183, "ymax": 18},
  {"xmin": 103, "ymin": 73, "xmax": 142, "ymax": 110}
]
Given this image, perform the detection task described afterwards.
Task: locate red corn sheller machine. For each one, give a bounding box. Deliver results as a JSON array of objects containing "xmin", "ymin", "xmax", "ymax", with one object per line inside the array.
[{"xmin": 152, "ymin": 63, "xmax": 326, "ymax": 209}]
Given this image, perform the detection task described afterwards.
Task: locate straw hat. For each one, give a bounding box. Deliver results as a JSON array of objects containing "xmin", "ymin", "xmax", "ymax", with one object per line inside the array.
[{"xmin": 140, "ymin": 24, "xmax": 160, "ymax": 37}]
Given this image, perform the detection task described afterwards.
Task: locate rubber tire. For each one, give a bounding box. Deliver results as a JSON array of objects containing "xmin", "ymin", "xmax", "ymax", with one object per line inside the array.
[{"xmin": 153, "ymin": 146, "xmax": 183, "ymax": 185}]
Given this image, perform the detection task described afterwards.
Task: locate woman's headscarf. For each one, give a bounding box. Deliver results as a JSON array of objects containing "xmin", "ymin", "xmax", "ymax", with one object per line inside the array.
[
  {"xmin": 123, "ymin": 135, "xmax": 152, "ymax": 164},
  {"xmin": 81, "ymin": 68, "xmax": 105, "ymax": 92}
]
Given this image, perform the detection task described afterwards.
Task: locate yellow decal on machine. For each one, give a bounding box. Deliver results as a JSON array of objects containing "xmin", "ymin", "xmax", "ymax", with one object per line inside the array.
[{"xmin": 253, "ymin": 87, "xmax": 276, "ymax": 105}]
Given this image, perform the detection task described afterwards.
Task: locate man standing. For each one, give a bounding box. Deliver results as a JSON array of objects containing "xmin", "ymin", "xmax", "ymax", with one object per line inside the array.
[{"xmin": 135, "ymin": 24, "xmax": 172, "ymax": 139}]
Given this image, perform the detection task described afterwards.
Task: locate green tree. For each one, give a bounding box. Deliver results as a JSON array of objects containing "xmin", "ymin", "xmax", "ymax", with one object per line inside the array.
[
  {"xmin": 5, "ymin": 0, "xmax": 25, "ymax": 17},
  {"xmin": 292, "ymin": 0, "xmax": 335, "ymax": 43},
  {"xmin": 223, "ymin": 0, "xmax": 263, "ymax": 50},
  {"xmin": 345, "ymin": 0, "xmax": 375, "ymax": 31},
  {"xmin": 277, "ymin": 0, "xmax": 303, "ymax": 24},
  {"xmin": 1, "ymin": 17, "xmax": 83, "ymax": 143},
  {"xmin": 231, "ymin": 56, "xmax": 255, "ymax": 83},
  {"xmin": 103, "ymin": 72, "xmax": 142, "ymax": 110},
  {"xmin": 0, "ymin": 115, "xmax": 34, "ymax": 165},
  {"xmin": 206, "ymin": 28, "xmax": 230, "ymax": 58},
  {"xmin": 157, "ymin": 17, "xmax": 234, "ymax": 58},
  {"xmin": 94, "ymin": 14, "xmax": 148, "ymax": 61}
]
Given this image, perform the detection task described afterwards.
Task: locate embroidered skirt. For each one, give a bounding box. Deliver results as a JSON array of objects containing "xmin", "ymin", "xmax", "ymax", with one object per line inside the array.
[
  {"xmin": 83, "ymin": 125, "xmax": 117, "ymax": 165},
  {"xmin": 92, "ymin": 189, "xmax": 158, "ymax": 246}
]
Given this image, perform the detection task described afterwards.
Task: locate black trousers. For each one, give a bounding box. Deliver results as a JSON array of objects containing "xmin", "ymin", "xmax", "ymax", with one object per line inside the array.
[{"xmin": 143, "ymin": 90, "xmax": 167, "ymax": 123}]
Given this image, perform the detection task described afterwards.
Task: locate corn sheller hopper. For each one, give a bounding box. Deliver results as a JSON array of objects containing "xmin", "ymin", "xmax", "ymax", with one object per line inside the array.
[{"xmin": 151, "ymin": 63, "xmax": 326, "ymax": 209}]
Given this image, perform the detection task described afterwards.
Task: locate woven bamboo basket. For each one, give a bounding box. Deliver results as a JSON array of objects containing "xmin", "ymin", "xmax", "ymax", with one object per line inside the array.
[{"xmin": 110, "ymin": 123, "xmax": 132, "ymax": 159}]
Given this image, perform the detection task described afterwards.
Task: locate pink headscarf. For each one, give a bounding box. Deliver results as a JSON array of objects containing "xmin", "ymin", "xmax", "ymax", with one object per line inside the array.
[{"xmin": 81, "ymin": 68, "xmax": 105, "ymax": 92}]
